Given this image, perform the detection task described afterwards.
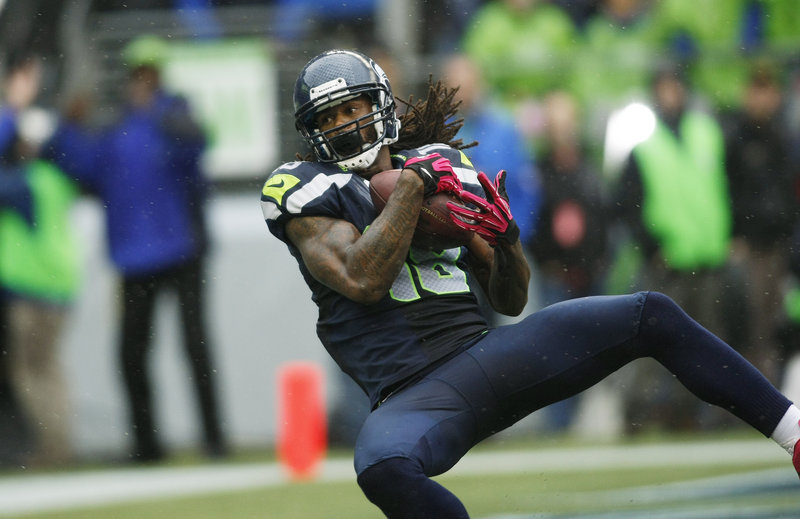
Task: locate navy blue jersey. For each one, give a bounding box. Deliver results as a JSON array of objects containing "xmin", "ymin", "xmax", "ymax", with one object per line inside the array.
[{"xmin": 261, "ymin": 144, "xmax": 489, "ymax": 407}]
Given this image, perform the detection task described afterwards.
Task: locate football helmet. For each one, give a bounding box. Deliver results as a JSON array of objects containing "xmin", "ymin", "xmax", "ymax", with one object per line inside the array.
[{"xmin": 294, "ymin": 49, "xmax": 400, "ymax": 170}]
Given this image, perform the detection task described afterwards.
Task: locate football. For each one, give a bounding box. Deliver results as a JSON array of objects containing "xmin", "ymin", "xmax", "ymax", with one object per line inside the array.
[{"xmin": 369, "ymin": 168, "xmax": 473, "ymax": 251}]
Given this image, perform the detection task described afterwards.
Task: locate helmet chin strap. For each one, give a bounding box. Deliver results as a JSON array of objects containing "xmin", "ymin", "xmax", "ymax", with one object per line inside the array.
[{"xmin": 337, "ymin": 143, "xmax": 381, "ymax": 171}]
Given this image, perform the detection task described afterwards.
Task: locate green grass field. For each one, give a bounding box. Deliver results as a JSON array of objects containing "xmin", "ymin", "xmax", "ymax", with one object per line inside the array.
[{"xmin": 2, "ymin": 433, "xmax": 798, "ymax": 518}]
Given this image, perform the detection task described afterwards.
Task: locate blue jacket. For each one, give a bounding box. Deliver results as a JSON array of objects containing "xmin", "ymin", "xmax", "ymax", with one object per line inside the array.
[
  {"xmin": 45, "ymin": 92, "xmax": 208, "ymax": 275},
  {"xmin": 458, "ymin": 104, "xmax": 541, "ymax": 245},
  {"xmin": 0, "ymin": 107, "xmax": 33, "ymax": 224},
  {"xmin": 0, "ymin": 107, "xmax": 18, "ymax": 153}
]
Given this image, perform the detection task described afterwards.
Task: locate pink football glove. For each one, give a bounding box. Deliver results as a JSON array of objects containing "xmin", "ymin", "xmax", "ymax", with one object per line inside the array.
[
  {"xmin": 447, "ymin": 170, "xmax": 520, "ymax": 247},
  {"xmin": 403, "ymin": 153, "xmax": 462, "ymax": 197}
]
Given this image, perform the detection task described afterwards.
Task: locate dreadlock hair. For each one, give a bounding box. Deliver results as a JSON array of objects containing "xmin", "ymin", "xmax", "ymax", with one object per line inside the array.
[
  {"xmin": 391, "ymin": 76, "xmax": 476, "ymax": 152},
  {"xmin": 295, "ymin": 76, "xmax": 476, "ymax": 162}
]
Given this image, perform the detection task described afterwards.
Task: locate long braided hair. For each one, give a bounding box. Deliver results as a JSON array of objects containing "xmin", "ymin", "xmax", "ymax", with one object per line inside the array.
[{"xmin": 391, "ymin": 76, "xmax": 476, "ymax": 152}]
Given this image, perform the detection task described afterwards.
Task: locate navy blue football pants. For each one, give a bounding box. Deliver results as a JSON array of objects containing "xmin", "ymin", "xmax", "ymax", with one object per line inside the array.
[{"xmin": 355, "ymin": 291, "xmax": 792, "ymax": 518}]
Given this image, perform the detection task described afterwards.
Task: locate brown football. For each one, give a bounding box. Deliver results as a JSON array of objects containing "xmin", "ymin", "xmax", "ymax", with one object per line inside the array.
[{"xmin": 369, "ymin": 168, "xmax": 473, "ymax": 251}]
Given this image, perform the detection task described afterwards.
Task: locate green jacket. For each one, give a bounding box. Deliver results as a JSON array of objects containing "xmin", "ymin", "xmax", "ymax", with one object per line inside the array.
[
  {"xmin": 650, "ymin": 0, "xmax": 800, "ymax": 109},
  {"xmin": 633, "ymin": 112, "xmax": 731, "ymax": 270},
  {"xmin": 569, "ymin": 11, "xmax": 659, "ymax": 107},
  {"xmin": 462, "ymin": 2, "xmax": 577, "ymax": 103},
  {"xmin": 0, "ymin": 160, "xmax": 80, "ymax": 303}
]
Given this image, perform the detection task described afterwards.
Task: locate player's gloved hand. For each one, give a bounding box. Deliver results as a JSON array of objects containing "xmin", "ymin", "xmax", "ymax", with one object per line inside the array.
[
  {"xmin": 403, "ymin": 153, "xmax": 462, "ymax": 197},
  {"xmin": 447, "ymin": 170, "xmax": 520, "ymax": 247}
]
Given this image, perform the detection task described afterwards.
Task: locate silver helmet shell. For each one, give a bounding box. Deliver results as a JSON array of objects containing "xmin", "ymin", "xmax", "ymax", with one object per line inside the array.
[{"xmin": 294, "ymin": 50, "xmax": 400, "ymax": 170}]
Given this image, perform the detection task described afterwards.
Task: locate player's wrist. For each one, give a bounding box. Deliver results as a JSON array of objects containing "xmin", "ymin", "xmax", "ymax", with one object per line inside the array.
[
  {"xmin": 398, "ymin": 168, "xmax": 425, "ymax": 196},
  {"xmin": 402, "ymin": 152, "xmax": 462, "ymax": 198},
  {"xmin": 495, "ymin": 219, "xmax": 520, "ymax": 247},
  {"xmin": 402, "ymin": 163, "xmax": 437, "ymax": 197}
]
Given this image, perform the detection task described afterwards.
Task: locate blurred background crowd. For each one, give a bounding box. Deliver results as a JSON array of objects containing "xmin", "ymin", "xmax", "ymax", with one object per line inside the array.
[{"xmin": 1, "ymin": 0, "xmax": 800, "ymax": 471}]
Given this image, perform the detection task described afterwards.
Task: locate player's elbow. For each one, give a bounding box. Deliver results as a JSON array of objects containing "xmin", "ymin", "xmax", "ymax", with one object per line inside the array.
[
  {"xmin": 346, "ymin": 282, "xmax": 389, "ymax": 305},
  {"xmin": 493, "ymin": 296, "xmax": 528, "ymax": 317},
  {"xmin": 489, "ymin": 282, "xmax": 528, "ymax": 316},
  {"xmin": 352, "ymin": 291, "xmax": 385, "ymax": 305}
]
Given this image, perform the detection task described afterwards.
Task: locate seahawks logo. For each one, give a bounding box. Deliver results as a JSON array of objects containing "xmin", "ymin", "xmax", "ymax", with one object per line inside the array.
[{"xmin": 262, "ymin": 174, "xmax": 301, "ymax": 205}]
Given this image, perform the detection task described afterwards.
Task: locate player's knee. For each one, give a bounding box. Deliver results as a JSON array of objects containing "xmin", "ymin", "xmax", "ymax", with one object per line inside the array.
[
  {"xmin": 357, "ymin": 457, "xmax": 422, "ymax": 504},
  {"xmin": 641, "ymin": 291, "xmax": 696, "ymax": 346},
  {"xmin": 357, "ymin": 457, "xmax": 469, "ymax": 518},
  {"xmin": 643, "ymin": 291, "xmax": 681, "ymax": 318}
]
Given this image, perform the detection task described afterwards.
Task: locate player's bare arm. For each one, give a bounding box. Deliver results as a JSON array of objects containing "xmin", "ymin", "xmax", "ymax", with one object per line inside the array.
[
  {"xmin": 465, "ymin": 233, "xmax": 530, "ymax": 316},
  {"xmin": 450, "ymin": 169, "xmax": 530, "ymax": 315},
  {"xmin": 286, "ymin": 169, "xmax": 424, "ymax": 304}
]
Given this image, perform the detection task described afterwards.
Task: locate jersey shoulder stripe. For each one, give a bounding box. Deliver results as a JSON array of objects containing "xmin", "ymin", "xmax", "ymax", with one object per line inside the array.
[
  {"xmin": 260, "ymin": 161, "xmax": 368, "ymax": 223},
  {"xmin": 260, "ymin": 160, "xmax": 374, "ymax": 245}
]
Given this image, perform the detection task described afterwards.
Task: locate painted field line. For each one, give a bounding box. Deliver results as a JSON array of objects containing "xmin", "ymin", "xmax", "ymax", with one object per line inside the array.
[{"xmin": 0, "ymin": 438, "xmax": 791, "ymax": 515}]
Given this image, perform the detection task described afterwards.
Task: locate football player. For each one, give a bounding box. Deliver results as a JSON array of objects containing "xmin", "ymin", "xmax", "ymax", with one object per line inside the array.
[{"xmin": 260, "ymin": 49, "xmax": 800, "ymax": 518}]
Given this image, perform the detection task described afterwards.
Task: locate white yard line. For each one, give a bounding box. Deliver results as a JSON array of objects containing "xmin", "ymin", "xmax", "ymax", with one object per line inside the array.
[
  {"xmin": 445, "ymin": 438, "xmax": 786, "ymax": 477},
  {"xmin": 0, "ymin": 439, "xmax": 790, "ymax": 516}
]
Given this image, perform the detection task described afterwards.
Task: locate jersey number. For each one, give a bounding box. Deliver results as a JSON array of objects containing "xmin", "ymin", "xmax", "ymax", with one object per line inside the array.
[{"xmin": 389, "ymin": 248, "xmax": 470, "ymax": 302}]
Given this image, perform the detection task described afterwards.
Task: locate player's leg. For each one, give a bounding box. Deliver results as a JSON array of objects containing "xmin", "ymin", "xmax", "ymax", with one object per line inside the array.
[
  {"xmin": 640, "ymin": 291, "xmax": 800, "ymax": 471},
  {"xmin": 637, "ymin": 291, "xmax": 790, "ymax": 434},
  {"xmin": 358, "ymin": 457, "xmax": 468, "ymax": 519},
  {"xmin": 355, "ymin": 351, "xmax": 498, "ymax": 518},
  {"xmin": 466, "ymin": 291, "xmax": 649, "ymax": 433},
  {"xmin": 469, "ymin": 291, "xmax": 799, "ymax": 473}
]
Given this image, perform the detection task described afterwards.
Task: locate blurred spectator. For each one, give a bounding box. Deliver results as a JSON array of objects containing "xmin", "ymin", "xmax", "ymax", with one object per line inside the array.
[
  {"xmin": 779, "ymin": 226, "xmax": 800, "ymax": 363},
  {"xmin": 43, "ymin": 35, "xmax": 228, "ymax": 462},
  {"xmin": 614, "ymin": 64, "xmax": 734, "ymax": 433},
  {"xmin": 530, "ymin": 90, "xmax": 610, "ymax": 307},
  {"xmin": 367, "ymin": 45, "xmax": 407, "ymax": 99},
  {"xmin": 0, "ymin": 2, "xmax": 66, "ymax": 67},
  {"xmin": 0, "ymin": 52, "xmax": 41, "ymax": 467},
  {"xmin": 0, "ymin": 109, "xmax": 81, "ymax": 468},
  {"xmin": 723, "ymin": 61, "xmax": 800, "ymax": 384},
  {"xmin": 441, "ymin": 53, "xmax": 541, "ymax": 244},
  {"xmin": 553, "ymin": 0, "xmax": 599, "ymax": 31},
  {"xmin": 174, "ymin": 0, "xmax": 223, "ymax": 38},
  {"xmin": 420, "ymin": 0, "xmax": 483, "ymax": 55},
  {"xmin": 272, "ymin": 0, "xmax": 379, "ymax": 49},
  {"xmin": 0, "ymin": 52, "xmax": 40, "ymax": 153},
  {"xmin": 569, "ymin": 0, "xmax": 659, "ymax": 146},
  {"xmin": 650, "ymin": 0, "xmax": 800, "ymax": 112},
  {"xmin": 461, "ymin": 0, "xmax": 579, "ymax": 107},
  {"xmin": 441, "ymin": 52, "xmax": 541, "ymax": 325},
  {"xmin": 527, "ymin": 90, "xmax": 611, "ymax": 433}
]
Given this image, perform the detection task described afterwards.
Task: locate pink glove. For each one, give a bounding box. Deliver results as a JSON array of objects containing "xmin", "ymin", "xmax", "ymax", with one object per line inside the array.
[
  {"xmin": 448, "ymin": 170, "xmax": 520, "ymax": 247},
  {"xmin": 403, "ymin": 153, "xmax": 462, "ymax": 197}
]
